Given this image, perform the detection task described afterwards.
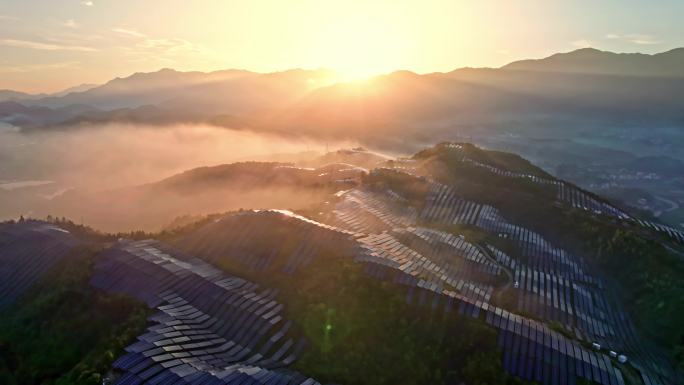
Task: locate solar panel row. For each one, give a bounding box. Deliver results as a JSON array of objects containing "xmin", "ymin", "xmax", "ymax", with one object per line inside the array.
[
  {"xmin": 332, "ymin": 186, "xmax": 678, "ymax": 385},
  {"xmin": 91, "ymin": 239, "xmax": 318, "ymax": 385},
  {"xmin": 0, "ymin": 220, "xmax": 81, "ymax": 309}
]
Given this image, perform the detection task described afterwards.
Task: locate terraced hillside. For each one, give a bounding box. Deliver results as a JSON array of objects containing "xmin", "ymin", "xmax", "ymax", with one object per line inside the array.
[
  {"xmin": 0, "ymin": 220, "xmax": 83, "ymax": 310},
  {"xmin": 1, "ymin": 142, "xmax": 682, "ymax": 385},
  {"xmin": 91, "ymin": 239, "xmax": 317, "ymax": 384},
  {"xmin": 378, "ymin": 143, "xmax": 684, "ymax": 381},
  {"xmin": 171, "ymin": 210, "xmax": 518, "ymax": 385},
  {"xmin": 0, "ymin": 223, "xmax": 149, "ymax": 385},
  {"xmin": 168, "ymin": 190, "xmax": 682, "ymax": 384}
]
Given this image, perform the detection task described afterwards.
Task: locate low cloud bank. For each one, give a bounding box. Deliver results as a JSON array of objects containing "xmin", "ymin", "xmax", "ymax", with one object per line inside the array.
[{"xmin": 0, "ymin": 123, "xmax": 358, "ymax": 231}]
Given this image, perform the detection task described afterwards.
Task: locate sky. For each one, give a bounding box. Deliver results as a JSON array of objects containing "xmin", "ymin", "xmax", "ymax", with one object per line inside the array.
[{"xmin": 1, "ymin": 0, "xmax": 683, "ymax": 93}]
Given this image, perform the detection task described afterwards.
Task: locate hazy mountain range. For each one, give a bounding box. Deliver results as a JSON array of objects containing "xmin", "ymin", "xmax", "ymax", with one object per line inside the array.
[
  {"xmin": 1, "ymin": 48, "xmax": 683, "ymax": 138},
  {"xmin": 503, "ymin": 47, "xmax": 684, "ymax": 76},
  {"xmin": 2, "ymin": 48, "xmax": 683, "ymax": 227},
  {"xmin": 0, "ymin": 83, "xmax": 98, "ymax": 103}
]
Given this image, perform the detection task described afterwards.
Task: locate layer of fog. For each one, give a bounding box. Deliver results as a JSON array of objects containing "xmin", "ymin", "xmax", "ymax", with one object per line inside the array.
[
  {"xmin": 0, "ymin": 124, "xmax": 358, "ymax": 231},
  {"xmin": 0, "ymin": 123, "xmax": 358, "ymax": 189}
]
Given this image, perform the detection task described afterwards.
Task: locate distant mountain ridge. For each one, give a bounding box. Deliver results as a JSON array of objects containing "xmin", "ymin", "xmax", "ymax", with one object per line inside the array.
[
  {"xmin": 0, "ymin": 89, "xmax": 42, "ymax": 102},
  {"xmin": 0, "ymin": 83, "xmax": 100, "ymax": 102},
  {"xmin": 503, "ymin": 47, "xmax": 684, "ymax": 77},
  {"xmin": 1, "ymin": 47, "xmax": 684, "ymax": 143},
  {"xmin": 6, "ymin": 47, "xmax": 683, "ymax": 101},
  {"xmin": 23, "ymin": 68, "xmax": 336, "ymax": 110},
  {"xmin": 51, "ymin": 83, "xmax": 99, "ymax": 97}
]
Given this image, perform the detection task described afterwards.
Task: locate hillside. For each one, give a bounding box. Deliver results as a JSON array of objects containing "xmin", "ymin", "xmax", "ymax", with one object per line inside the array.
[
  {"xmin": 0, "ymin": 90, "xmax": 38, "ymax": 102},
  {"xmin": 28, "ymin": 161, "xmax": 363, "ymax": 232},
  {"xmin": 1, "ymin": 142, "xmax": 683, "ymax": 385},
  {"xmin": 23, "ymin": 68, "xmax": 336, "ymax": 112},
  {"xmin": 0, "ymin": 221, "xmax": 149, "ymax": 385},
  {"xmin": 503, "ymin": 47, "xmax": 684, "ymax": 77},
  {"xmin": 298, "ymin": 147, "xmax": 390, "ymax": 169}
]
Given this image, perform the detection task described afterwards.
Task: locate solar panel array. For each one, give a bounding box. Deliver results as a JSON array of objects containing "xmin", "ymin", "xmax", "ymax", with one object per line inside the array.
[
  {"xmin": 361, "ymin": 260, "xmax": 629, "ymax": 385},
  {"xmin": 91, "ymin": 239, "xmax": 319, "ymax": 385},
  {"xmin": 3, "ymin": 144, "xmax": 680, "ymax": 385},
  {"xmin": 434, "ymin": 143, "xmax": 684, "ymax": 244},
  {"xmin": 421, "ymin": 183, "xmax": 486, "ymax": 226},
  {"xmin": 632, "ymin": 218, "xmax": 684, "ymax": 243},
  {"xmin": 356, "ymin": 228, "xmax": 497, "ymax": 303},
  {"xmin": 172, "ymin": 206, "xmax": 623, "ymax": 385},
  {"xmin": 0, "ymin": 220, "xmax": 81, "ymax": 309},
  {"xmin": 329, "ymin": 186, "xmax": 679, "ymax": 385},
  {"xmin": 175, "ymin": 210, "xmax": 360, "ymax": 275},
  {"xmin": 330, "ymin": 189, "xmax": 418, "ymax": 234}
]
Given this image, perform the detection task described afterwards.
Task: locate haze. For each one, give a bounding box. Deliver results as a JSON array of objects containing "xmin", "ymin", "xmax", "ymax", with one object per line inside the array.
[
  {"xmin": 0, "ymin": 124, "xmax": 360, "ymax": 231},
  {"xmin": 2, "ymin": 0, "xmax": 684, "ymax": 93},
  {"xmin": 1, "ymin": 2, "xmax": 684, "ymax": 385}
]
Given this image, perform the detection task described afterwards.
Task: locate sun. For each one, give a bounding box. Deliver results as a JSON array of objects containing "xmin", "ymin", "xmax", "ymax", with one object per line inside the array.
[{"xmin": 316, "ymin": 16, "xmax": 399, "ymax": 81}]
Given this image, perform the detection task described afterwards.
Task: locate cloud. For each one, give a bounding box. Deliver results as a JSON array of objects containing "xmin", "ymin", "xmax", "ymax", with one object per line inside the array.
[
  {"xmin": 571, "ymin": 39, "xmax": 593, "ymax": 48},
  {"xmin": 0, "ymin": 38, "xmax": 97, "ymax": 52},
  {"xmin": 137, "ymin": 38, "xmax": 203, "ymax": 55},
  {"xmin": 112, "ymin": 28, "xmax": 147, "ymax": 38},
  {"xmin": 110, "ymin": 26, "xmax": 209, "ymax": 63},
  {"xmin": 118, "ymin": 38, "xmax": 206, "ymax": 64},
  {"xmin": 63, "ymin": 19, "xmax": 78, "ymax": 28},
  {"xmin": 604, "ymin": 33, "xmax": 660, "ymax": 45},
  {"xmin": 0, "ymin": 61, "xmax": 80, "ymax": 73},
  {"xmin": 111, "ymin": 28, "xmax": 207, "ymax": 60},
  {"xmin": 626, "ymin": 34, "xmax": 660, "ymax": 45},
  {"xmin": 0, "ymin": 15, "xmax": 19, "ymax": 21},
  {"xmin": 82, "ymin": 1, "xmax": 94, "ymax": 6}
]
